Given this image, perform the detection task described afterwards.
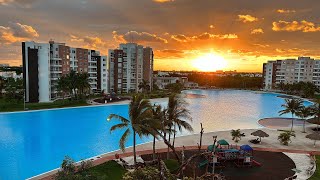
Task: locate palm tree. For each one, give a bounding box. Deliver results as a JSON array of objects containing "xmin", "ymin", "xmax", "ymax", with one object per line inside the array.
[
  {"xmin": 279, "ymin": 98, "xmax": 303, "ymax": 132},
  {"xmin": 56, "ymin": 76, "xmax": 69, "ymax": 100},
  {"xmin": 297, "ymin": 106, "xmax": 312, "ymax": 133},
  {"xmin": 310, "ymin": 100, "xmax": 320, "ymax": 131},
  {"xmin": 167, "ymin": 94, "xmax": 193, "ymax": 148},
  {"xmin": 77, "ymin": 73, "xmax": 91, "ymax": 98},
  {"xmin": 107, "ymin": 95, "xmax": 153, "ymax": 165},
  {"xmin": 150, "ymin": 104, "xmax": 163, "ymax": 160},
  {"xmin": 138, "ymin": 80, "xmax": 150, "ymax": 93},
  {"xmin": 231, "ymin": 129, "xmax": 245, "ymax": 143}
]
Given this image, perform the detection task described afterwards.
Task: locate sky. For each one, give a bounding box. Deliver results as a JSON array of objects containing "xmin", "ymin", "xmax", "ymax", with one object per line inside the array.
[{"xmin": 0, "ymin": 0, "xmax": 320, "ymax": 72}]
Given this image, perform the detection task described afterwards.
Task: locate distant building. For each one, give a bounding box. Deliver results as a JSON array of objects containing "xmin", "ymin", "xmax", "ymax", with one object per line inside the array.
[
  {"xmin": 184, "ymin": 81, "xmax": 199, "ymax": 89},
  {"xmin": 22, "ymin": 41, "xmax": 108, "ymax": 103},
  {"xmin": 0, "ymin": 71, "xmax": 22, "ymax": 79},
  {"xmin": 154, "ymin": 76, "xmax": 188, "ymax": 89},
  {"xmin": 263, "ymin": 57, "xmax": 320, "ymax": 89},
  {"xmin": 0, "ymin": 64, "xmax": 9, "ymax": 67},
  {"xmin": 108, "ymin": 43, "xmax": 154, "ymax": 94}
]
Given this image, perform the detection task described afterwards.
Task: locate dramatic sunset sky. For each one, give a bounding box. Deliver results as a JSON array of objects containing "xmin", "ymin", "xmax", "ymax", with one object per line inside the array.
[{"xmin": 0, "ymin": 0, "xmax": 320, "ymax": 72}]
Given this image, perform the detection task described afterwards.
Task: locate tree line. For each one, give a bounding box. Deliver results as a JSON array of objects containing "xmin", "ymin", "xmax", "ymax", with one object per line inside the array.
[
  {"xmin": 277, "ymin": 81, "xmax": 320, "ymax": 98},
  {"xmin": 187, "ymin": 73, "xmax": 263, "ymax": 89}
]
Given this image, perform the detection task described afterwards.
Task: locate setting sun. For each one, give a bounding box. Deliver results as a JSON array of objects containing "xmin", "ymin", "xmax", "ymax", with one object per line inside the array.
[{"xmin": 192, "ymin": 53, "xmax": 228, "ymax": 72}]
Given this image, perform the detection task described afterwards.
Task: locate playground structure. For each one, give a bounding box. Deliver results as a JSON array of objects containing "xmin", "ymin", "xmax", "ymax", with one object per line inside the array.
[{"xmin": 199, "ymin": 139, "xmax": 262, "ymax": 171}]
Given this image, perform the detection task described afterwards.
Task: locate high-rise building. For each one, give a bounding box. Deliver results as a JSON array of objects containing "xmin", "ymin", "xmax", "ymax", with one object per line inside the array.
[
  {"xmin": 108, "ymin": 43, "xmax": 154, "ymax": 94},
  {"xmin": 263, "ymin": 57, "xmax": 320, "ymax": 89},
  {"xmin": 22, "ymin": 41, "xmax": 108, "ymax": 103}
]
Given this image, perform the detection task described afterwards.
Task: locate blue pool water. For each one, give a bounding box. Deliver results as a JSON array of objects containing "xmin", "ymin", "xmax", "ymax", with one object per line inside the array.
[{"xmin": 0, "ymin": 90, "xmax": 313, "ymax": 179}]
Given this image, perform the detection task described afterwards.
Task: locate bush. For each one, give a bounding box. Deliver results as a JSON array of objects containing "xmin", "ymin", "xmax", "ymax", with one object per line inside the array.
[
  {"xmin": 278, "ymin": 131, "xmax": 295, "ymax": 145},
  {"xmin": 164, "ymin": 159, "xmax": 179, "ymax": 173},
  {"xmin": 122, "ymin": 166, "xmax": 175, "ymax": 180}
]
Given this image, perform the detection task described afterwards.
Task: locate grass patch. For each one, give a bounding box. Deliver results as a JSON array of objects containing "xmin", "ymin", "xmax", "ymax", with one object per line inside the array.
[
  {"xmin": 0, "ymin": 98, "xmax": 89, "ymax": 112},
  {"xmin": 164, "ymin": 159, "xmax": 179, "ymax": 173},
  {"xmin": 309, "ymin": 155, "xmax": 320, "ymax": 180},
  {"xmin": 88, "ymin": 160, "xmax": 126, "ymax": 179}
]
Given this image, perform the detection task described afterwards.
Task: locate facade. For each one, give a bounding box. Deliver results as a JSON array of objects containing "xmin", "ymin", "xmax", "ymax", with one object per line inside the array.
[
  {"xmin": 263, "ymin": 57, "xmax": 320, "ymax": 89},
  {"xmin": 0, "ymin": 71, "xmax": 22, "ymax": 79},
  {"xmin": 108, "ymin": 43, "xmax": 154, "ymax": 94},
  {"xmin": 153, "ymin": 76, "xmax": 188, "ymax": 89},
  {"xmin": 0, "ymin": 64, "xmax": 9, "ymax": 67},
  {"xmin": 22, "ymin": 41, "xmax": 108, "ymax": 103}
]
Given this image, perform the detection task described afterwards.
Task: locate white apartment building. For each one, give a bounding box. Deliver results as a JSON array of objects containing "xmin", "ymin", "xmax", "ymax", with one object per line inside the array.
[
  {"xmin": 153, "ymin": 76, "xmax": 188, "ymax": 89},
  {"xmin": 22, "ymin": 41, "xmax": 108, "ymax": 103},
  {"xmin": 0, "ymin": 71, "xmax": 23, "ymax": 79},
  {"xmin": 108, "ymin": 43, "xmax": 153, "ymax": 94},
  {"xmin": 263, "ymin": 57, "xmax": 320, "ymax": 89}
]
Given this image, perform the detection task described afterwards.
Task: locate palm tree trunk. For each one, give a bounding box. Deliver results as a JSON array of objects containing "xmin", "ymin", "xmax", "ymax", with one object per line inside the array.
[
  {"xmin": 133, "ymin": 130, "xmax": 137, "ymax": 166},
  {"xmin": 153, "ymin": 136, "xmax": 156, "ymax": 160},
  {"xmin": 291, "ymin": 113, "xmax": 294, "ymax": 132},
  {"xmin": 303, "ymin": 119, "xmax": 306, "ymax": 133},
  {"xmin": 173, "ymin": 124, "xmax": 176, "ymax": 148},
  {"xmin": 167, "ymin": 133, "xmax": 171, "ymax": 159}
]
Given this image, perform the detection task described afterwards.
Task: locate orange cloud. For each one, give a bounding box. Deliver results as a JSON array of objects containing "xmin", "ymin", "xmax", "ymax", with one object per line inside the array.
[
  {"xmin": 155, "ymin": 49, "xmax": 184, "ymax": 59},
  {"xmin": 0, "ymin": 22, "xmax": 39, "ymax": 45},
  {"xmin": 171, "ymin": 32, "xmax": 238, "ymax": 42},
  {"xmin": 70, "ymin": 34, "xmax": 110, "ymax": 50},
  {"xmin": 272, "ymin": 20, "xmax": 320, "ymax": 32},
  {"xmin": 153, "ymin": 0, "xmax": 174, "ymax": 3},
  {"xmin": 238, "ymin": 15, "xmax": 258, "ymax": 23},
  {"xmin": 277, "ymin": 9, "xmax": 296, "ymax": 14},
  {"xmin": 113, "ymin": 31, "xmax": 168, "ymax": 44},
  {"xmin": 251, "ymin": 28, "xmax": 264, "ymax": 34}
]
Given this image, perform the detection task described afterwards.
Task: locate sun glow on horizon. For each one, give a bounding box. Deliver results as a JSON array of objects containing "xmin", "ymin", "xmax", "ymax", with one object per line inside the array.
[{"xmin": 192, "ymin": 53, "xmax": 228, "ymax": 72}]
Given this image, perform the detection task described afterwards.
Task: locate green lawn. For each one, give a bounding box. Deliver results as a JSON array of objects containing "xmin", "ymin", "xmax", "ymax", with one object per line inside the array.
[
  {"xmin": 309, "ymin": 155, "xmax": 320, "ymax": 180},
  {"xmin": 0, "ymin": 98, "xmax": 89, "ymax": 112},
  {"xmin": 88, "ymin": 160, "xmax": 126, "ymax": 179}
]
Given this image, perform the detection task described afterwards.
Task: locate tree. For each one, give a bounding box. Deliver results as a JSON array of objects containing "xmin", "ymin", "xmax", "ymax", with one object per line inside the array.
[
  {"xmin": 55, "ymin": 156, "xmax": 94, "ymax": 180},
  {"xmin": 4, "ymin": 78, "xmax": 23, "ymax": 102},
  {"xmin": 77, "ymin": 73, "xmax": 91, "ymax": 98},
  {"xmin": 56, "ymin": 76, "xmax": 69, "ymax": 100},
  {"xmin": 0, "ymin": 76, "xmax": 4, "ymax": 97},
  {"xmin": 107, "ymin": 95, "xmax": 154, "ymax": 166},
  {"xmin": 279, "ymin": 98, "xmax": 303, "ymax": 132},
  {"xmin": 297, "ymin": 106, "xmax": 312, "ymax": 133},
  {"xmin": 278, "ymin": 131, "xmax": 295, "ymax": 146},
  {"xmin": 138, "ymin": 80, "xmax": 151, "ymax": 93},
  {"xmin": 167, "ymin": 94, "xmax": 193, "ymax": 149},
  {"xmin": 151, "ymin": 104, "xmax": 164, "ymax": 160},
  {"xmin": 231, "ymin": 129, "xmax": 245, "ymax": 143},
  {"xmin": 165, "ymin": 83, "xmax": 184, "ymax": 93}
]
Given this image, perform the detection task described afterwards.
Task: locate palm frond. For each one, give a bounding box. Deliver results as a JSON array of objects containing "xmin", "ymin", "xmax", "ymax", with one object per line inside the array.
[
  {"xmin": 119, "ymin": 129, "xmax": 131, "ymax": 152},
  {"xmin": 110, "ymin": 123, "xmax": 128, "ymax": 132},
  {"xmin": 107, "ymin": 114, "xmax": 130, "ymax": 123}
]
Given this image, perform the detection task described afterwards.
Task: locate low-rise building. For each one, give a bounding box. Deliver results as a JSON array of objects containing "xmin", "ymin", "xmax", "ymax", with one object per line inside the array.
[
  {"xmin": 153, "ymin": 76, "xmax": 188, "ymax": 89},
  {"xmin": 0, "ymin": 71, "xmax": 22, "ymax": 79}
]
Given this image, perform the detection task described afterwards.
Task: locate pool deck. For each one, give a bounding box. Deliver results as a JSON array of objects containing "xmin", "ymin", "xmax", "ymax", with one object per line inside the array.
[{"xmin": 30, "ymin": 124, "xmax": 320, "ymax": 180}]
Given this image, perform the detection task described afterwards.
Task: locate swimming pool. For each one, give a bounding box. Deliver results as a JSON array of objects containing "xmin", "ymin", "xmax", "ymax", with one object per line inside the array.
[{"xmin": 0, "ymin": 90, "xmax": 312, "ymax": 179}]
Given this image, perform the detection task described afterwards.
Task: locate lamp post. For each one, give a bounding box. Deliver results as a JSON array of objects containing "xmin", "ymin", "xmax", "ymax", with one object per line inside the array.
[{"xmin": 212, "ymin": 135, "xmax": 217, "ymax": 178}]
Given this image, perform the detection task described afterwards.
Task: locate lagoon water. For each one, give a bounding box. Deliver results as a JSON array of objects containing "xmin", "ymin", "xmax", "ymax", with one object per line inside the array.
[{"xmin": 0, "ymin": 90, "xmax": 312, "ymax": 179}]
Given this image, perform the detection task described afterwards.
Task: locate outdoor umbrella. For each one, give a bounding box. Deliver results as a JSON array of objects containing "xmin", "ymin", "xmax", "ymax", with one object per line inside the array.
[
  {"xmin": 217, "ymin": 139, "xmax": 229, "ymax": 146},
  {"xmin": 240, "ymin": 144, "xmax": 253, "ymax": 151},
  {"xmin": 306, "ymin": 132, "xmax": 320, "ymax": 147},
  {"xmin": 251, "ymin": 130, "xmax": 269, "ymax": 142}
]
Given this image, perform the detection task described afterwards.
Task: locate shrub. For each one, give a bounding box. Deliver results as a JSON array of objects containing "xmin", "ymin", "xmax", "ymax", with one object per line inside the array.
[
  {"xmin": 164, "ymin": 159, "xmax": 179, "ymax": 173},
  {"xmin": 278, "ymin": 131, "xmax": 296, "ymax": 145}
]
